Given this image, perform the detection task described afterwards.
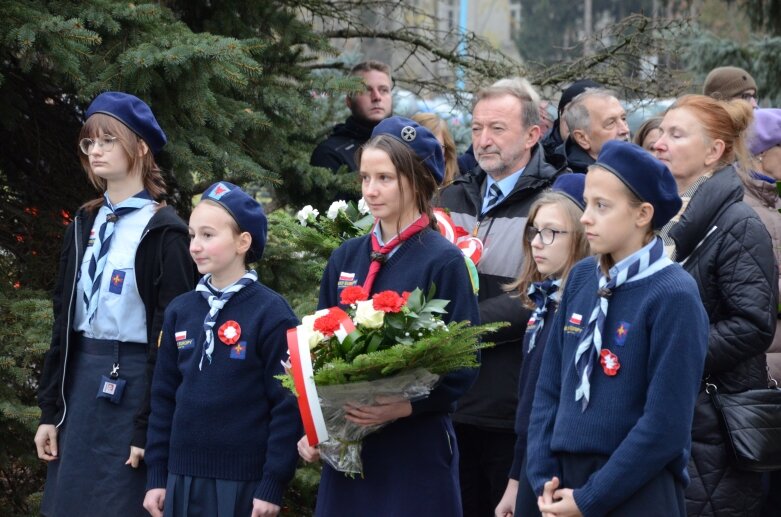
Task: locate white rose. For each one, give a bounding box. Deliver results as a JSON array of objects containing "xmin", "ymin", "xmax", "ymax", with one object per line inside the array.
[
  {"xmin": 308, "ymin": 330, "xmax": 326, "ymax": 350},
  {"xmin": 353, "ymin": 299, "xmax": 384, "ymax": 329},
  {"xmin": 296, "ymin": 205, "xmax": 319, "ymax": 226},
  {"xmin": 357, "ymin": 197, "xmax": 370, "ymax": 215},
  {"xmin": 299, "ymin": 309, "xmax": 329, "ymax": 350},
  {"xmin": 327, "ymin": 200, "xmax": 348, "ymax": 220}
]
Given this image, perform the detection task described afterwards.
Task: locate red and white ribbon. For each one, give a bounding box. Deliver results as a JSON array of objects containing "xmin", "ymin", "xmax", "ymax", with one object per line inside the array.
[{"xmin": 286, "ymin": 307, "xmax": 355, "ymax": 446}]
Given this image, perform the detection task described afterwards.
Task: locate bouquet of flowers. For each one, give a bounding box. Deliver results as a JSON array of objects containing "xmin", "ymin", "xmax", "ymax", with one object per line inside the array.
[{"xmin": 281, "ymin": 285, "xmax": 504, "ymax": 475}]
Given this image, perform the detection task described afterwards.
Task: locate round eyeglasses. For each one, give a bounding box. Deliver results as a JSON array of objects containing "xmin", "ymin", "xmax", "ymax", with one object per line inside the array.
[
  {"xmin": 525, "ymin": 226, "xmax": 568, "ymax": 245},
  {"xmin": 79, "ymin": 136, "xmax": 117, "ymax": 155}
]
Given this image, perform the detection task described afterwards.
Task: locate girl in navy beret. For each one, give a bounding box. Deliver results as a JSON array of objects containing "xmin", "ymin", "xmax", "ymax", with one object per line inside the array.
[
  {"xmin": 495, "ymin": 174, "xmax": 590, "ymax": 517},
  {"xmin": 35, "ymin": 92, "xmax": 197, "ymax": 516},
  {"xmin": 297, "ymin": 116, "xmax": 480, "ymax": 516},
  {"xmin": 143, "ymin": 183, "xmax": 301, "ymax": 517},
  {"xmin": 525, "ymin": 140, "xmax": 709, "ymax": 517}
]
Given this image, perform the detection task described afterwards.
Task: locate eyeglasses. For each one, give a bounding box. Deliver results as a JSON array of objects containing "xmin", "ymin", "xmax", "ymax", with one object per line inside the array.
[
  {"xmin": 525, "ymin": 226, "xmax": 568, "ymax": 245},
  {"xmin": 738, "ymin": 92, "xmax": 757, "ymax": 102},
  {"xmin": 79, "ymin": 136, "xmax": 117, "ymax": 155}
]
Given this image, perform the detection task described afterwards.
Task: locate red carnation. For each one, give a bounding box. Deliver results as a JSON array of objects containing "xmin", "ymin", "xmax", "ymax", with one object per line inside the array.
[
  {"xmin": 402, "ymin": 291, "xmax": 411, "ymax": 302},
  {"xmin": 314, "ymin": 313, "xmax": 342, "ymax": 337},
  {"xmin": 340, "ymin": 286, "xmax": 368, "ymax": 305},
  {"xmin": 600, "ymin": 348, "xmax": 620, "ymax": 376},
  {"xmin": 372, "ymin": 291, "xmax": 406, "ymax": 313}
]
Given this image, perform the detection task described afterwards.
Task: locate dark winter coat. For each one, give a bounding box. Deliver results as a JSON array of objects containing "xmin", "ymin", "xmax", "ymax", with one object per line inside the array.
[
  {"xmin": 554, "ymin": 137, "xmax": 595, "ymax": 174},
  {"xmin": 310, "ymin": 115, "xmax": 375, "ymax": 173},
  {"xmin": 541, "ymin": 121, "xmax": 568, "ymax": 170},
  {"xmin": 436, "ymin": 143, "xmax": 564, "ymax": 430},
  {"xmin": 670, "ymin": 166, "xmax": 777, "ymax": 517},
  {"xmin": 37, "ymin": 204, "xmax": 198, "ymax": 447},
  {"xmin": 741, "ymin": 172, "xmax": 781, "ymax": 382}
]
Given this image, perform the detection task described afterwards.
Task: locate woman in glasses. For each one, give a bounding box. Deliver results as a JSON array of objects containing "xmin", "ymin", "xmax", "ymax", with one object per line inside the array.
[
  {"xmin": 495, "ymin": 174, "xmax": 590, "ymax": 517},
  {"xmin": 35, "ymin": 92, "xmax": 196, "ymax": 517}
]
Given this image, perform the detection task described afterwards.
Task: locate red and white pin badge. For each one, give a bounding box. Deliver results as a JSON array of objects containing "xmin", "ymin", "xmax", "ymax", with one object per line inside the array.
[
  {"xmin": 457, "ymin": 237, "xmax": 483, "ymax": 265},
  {"xmin": 600, "ymin": 348, "xmax": 620, "ymax": 376},
  {"xmin": 218, "ymin": 320, "xmax": 241, "ymax": 345}
]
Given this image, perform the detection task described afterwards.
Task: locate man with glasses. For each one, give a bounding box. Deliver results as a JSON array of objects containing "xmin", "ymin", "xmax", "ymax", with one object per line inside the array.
[
  {"xmin": 703, "ymin": 66, "xmax": 759, "ymax": 109},
  {"xmin": 437, "ymin": 80, "xmax": 565, "ymax": 517}
]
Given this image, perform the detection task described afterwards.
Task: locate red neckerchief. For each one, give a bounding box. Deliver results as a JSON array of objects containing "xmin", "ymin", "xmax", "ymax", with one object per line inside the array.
[{"xmin": 363, "ymin": 213, "xmax": 430, "ymax": 294}]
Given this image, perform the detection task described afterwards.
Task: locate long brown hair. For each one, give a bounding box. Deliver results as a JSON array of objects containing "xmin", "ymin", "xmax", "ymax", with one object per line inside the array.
[
  {"xmin": 356, "ymin": 135, "xmax": 438, "ymax": 233},
  {"xmin": 507, "ymin": 191, "xmax": 590, "ymax": 309},
  {"xmin": 78, "ymin": 113, "xmax": 168, "ymax": 212}
]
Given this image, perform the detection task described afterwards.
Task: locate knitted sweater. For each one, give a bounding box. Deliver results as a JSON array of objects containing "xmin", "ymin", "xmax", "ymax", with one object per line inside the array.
[
  {"xmin": 319, "ymin": 228, "xmax": 480, "ymax": 415},
  {"xmin": 526, "ymin": 257, "xmax": 708, "ymax": 517},
  {"xmin": 145, "ymin": 282, "xmax": 302, "ymax": 505}
]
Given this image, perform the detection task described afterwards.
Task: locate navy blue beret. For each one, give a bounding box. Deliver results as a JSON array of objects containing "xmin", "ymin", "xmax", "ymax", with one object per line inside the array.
[
  {"xmin": 86, "ymin": 92, "xmax": 167, "ymax": 155},
  {"xmin": 552, "ymin": 173, "xmax": 586, "ymax": 211},
  {"xmin": 371, "ymin": 116, "xmax": 445, "ymax": 184},
  {"xmin": 201, "ymin": 182, "xmax": 267, "ymax": 261},
  {"xmin": 593, "ymin": 140, "xmax": 682, "ymax": 229}
]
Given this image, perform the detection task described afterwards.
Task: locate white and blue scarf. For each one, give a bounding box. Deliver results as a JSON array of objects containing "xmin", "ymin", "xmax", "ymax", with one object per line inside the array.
[
  {"xmin": 526, "ymin": 278, "xmax": 561, "ymax": 353},
  {"xmin": 574, "ymin": 238, "xmax": 665, "ymax": 410},
  {"xmin": 196, "ymin": 270, "xmax": 257, "ymax": 369}
]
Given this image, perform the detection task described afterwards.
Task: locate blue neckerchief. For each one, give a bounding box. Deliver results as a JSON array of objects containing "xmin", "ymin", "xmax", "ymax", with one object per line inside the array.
[
  {"xmin": 195, "ymin": 270, "xmax": 257, "ymax": 370},
  {"xmin": 574, "ymin": 237, "xmax": 665, "ymax": 411},
  {"xmin": 82, "ymin": 190, "xmax": 153, "ymax": 322},
  {"xmin": 526, "ymin": 278, "xmax": 561, "ymax": 353}
]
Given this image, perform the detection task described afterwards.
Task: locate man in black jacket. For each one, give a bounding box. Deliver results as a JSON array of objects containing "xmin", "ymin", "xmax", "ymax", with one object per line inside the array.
[
  {"xmin": 310, "ymin": 60, "xmax": 393, "ymax": 179},
  {"xmin": 541, "ymin": 79, "xmax": 600, "ymax": 167},
  {"xmin": 437, "ymin": 80, "xmax": 564, "ymax": 516},
  {"xmin": 557, "ymin": 88, "xmax": 629, "ymax": 173}
]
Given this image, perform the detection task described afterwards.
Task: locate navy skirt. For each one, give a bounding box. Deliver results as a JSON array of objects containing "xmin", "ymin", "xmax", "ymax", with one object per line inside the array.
[
  {"xmin": 559, "ymin": 452, "xmax": 686, "ymax": 517},
  {"xmin": 40, "ymin": 336, "xmax": 148, "ymax": 517},
  {"xmin": 315, "ymin": 412, "xmax": 461, "ymax": 517},
  {"xmin": 163, "ymin": 474, "xmax": 258, "ymax": 517}
]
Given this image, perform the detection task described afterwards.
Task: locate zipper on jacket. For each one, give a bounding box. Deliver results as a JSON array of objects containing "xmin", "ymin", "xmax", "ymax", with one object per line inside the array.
[
  {"xmin": 680, "ymin": 225, "xmax": 719, "ymax": 267},
  {"xmin": 57, "ymin": 217, "xmax": 81, "ymax": 428}
]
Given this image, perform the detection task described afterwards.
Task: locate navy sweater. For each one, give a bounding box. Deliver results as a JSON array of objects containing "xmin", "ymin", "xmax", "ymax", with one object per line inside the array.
[
  {"xmin": 526, "ymin": 257, "xmax": 708, "ymax": 517},
  {"xmin": 145, "ymin": 282, "xmax": 302, "ymax": 506},
  {"xmin": 319, "ymin": 228, "xmax": 481, "ymax": 415},
  {"xmin": 509, "ymin": 298, "xmax": 557, "ymax": 480}
]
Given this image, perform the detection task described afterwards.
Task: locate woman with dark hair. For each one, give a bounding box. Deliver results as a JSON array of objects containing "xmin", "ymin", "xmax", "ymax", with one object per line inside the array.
[
  {"xmin": 35, "ymin": 92, "xmax": 196, "ymax": 516},
  {"xmin": 655, "ymin": 95, "xmax": 777, "ymax": 517},
  {"xmin": 298, "ymin": 116, "xmax": 480, "ymax": 516},
  {"xmin": 633, "ymin": 116, "xmax": 663, "ymax": 153}
]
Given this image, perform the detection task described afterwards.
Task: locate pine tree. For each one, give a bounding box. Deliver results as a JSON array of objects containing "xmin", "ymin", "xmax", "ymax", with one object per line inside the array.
[{"xmin": 0, "ymin": 286, "xmax": 52, "ymax": 516}]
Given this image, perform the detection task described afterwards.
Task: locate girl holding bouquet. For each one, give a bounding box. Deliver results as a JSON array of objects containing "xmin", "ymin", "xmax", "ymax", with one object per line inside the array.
[
  {"xmin": 495, "ymin": 174, "xmax": 589, "ymax": 517},
  {"xmin": 525, "ymin": 141, "xmax": 709, "ymax": 517},
  {"xmin": 143, "ymin": 182, "xmax": 301, "ymax": 517},
  {"xmin": 298, "ymin": 116, "xmax": 480, "ymax": 516}
]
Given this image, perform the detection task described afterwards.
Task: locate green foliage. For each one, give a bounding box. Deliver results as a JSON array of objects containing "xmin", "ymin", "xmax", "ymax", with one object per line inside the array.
[
  {"xmin": 741, "ymin": 0, "xmax": 781, "ymax": 36},
  {"xmin": 0, "ymin": 0, "xmax": 348, "ymax": 293},
  {"xmin": 309, "ymin": 320, "xmax": 504, "ymax": 386},
  {"xmin": 0, "ymin": 286, "xmax": 51, "ymax": 516},
  {"xmin": 258, "ymin": 202, "xmax": 373, "ymax": 316},
  {"xmin": 682, "ymin": 27, "xmax": 781, "ymax": 104}
]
